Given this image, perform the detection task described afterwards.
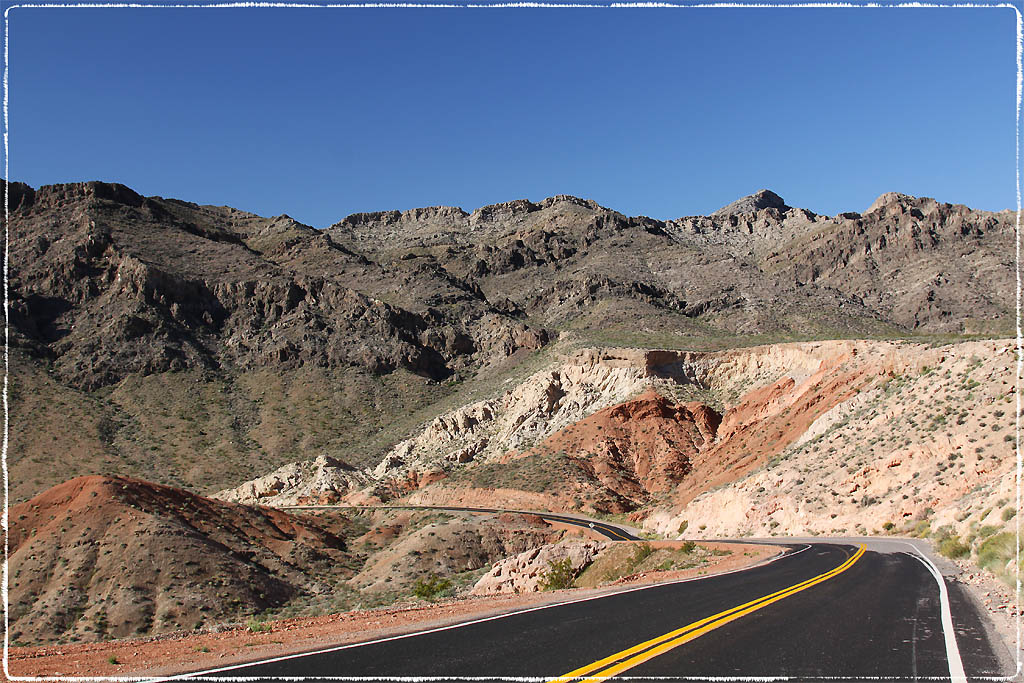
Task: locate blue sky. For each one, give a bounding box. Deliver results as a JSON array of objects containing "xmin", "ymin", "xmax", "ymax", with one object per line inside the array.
[{"xmin": 5, "ymin": 3, "xmax": 1019, "ymax": 226}]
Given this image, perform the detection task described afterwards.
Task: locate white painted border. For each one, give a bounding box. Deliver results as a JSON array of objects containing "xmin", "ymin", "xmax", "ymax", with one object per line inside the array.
[
  {"xmin": 1, "ymin": 2, "xmax": 1020, "ymax": 682},
  {"xmin": 906, "ymin": 551, "xmax": 969, "ymax": 683}
]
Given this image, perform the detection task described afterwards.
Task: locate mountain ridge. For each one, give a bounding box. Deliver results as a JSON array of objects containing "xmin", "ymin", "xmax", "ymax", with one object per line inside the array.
[{"xmin": 4, "ymin": 177, "xmax": 1014, "ymax": 502}]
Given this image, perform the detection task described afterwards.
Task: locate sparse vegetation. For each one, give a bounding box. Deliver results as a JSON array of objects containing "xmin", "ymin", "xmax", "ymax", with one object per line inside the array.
[
  {"xmin": 411, "ymin": 574, "xmax": 453, "ymax": 601},
  {"xmin": 245, "ymin": 616, "xmax": 271, "ymax": 633},
  {"xmin": 538, "ymin": 558, "xmax": 577, "ymax": 591}
]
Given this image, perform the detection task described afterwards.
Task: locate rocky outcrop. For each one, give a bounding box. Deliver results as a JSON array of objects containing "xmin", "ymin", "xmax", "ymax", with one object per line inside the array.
[
  {"xmin": 711, "ymin": 189, "xmax": 790, "ymax": 216},
  {"xmin": 215, "ymin": 455, "xmax": 372, "ymax": 505},
  {"xmin": 471, "ymin": 540, "xmax": 608, "ymax": 595},
  {"xmin": 350, "ymin": 517, "xmax": 564, "ymax": 593}
]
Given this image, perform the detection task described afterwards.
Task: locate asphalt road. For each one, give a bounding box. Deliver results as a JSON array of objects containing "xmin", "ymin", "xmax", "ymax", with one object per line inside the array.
[
  {"xmin": 284, "ymin": 504, "xmax": 641, "ymax": 541},
  {"xmin": 177, "ymin": 542, "xmax": 1006, "ymax": 682}
]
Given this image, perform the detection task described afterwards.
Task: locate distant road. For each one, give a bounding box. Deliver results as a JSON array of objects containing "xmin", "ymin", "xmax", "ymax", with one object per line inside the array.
[
  {"xmin": 282, "ymin": 503, "xmax": 641, "ymax": 541},
  {"xmin": 174, "ymin": 542, "xmax": 1006, "ymax": 681}
]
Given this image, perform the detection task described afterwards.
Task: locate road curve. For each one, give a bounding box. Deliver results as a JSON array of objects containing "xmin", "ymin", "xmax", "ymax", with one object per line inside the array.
[
  {"xmin": 282, "ymin": 504, "xmax": 642, "ymax": 541},
  {"xmin": 173, "ymin": 542, "xmax": 1006, "ymax": 681}
]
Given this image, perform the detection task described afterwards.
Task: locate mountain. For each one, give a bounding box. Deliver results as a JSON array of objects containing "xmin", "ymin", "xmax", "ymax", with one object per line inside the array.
[{"xmin": 4, "ymin": 180, "xmax": 1013, "ymax": 503}]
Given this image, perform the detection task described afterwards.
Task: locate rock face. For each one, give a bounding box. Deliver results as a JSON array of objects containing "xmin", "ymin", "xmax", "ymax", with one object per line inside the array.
[
  {"xmin": 471, "ymin": 540, "xmax": 608, "ymax": 595},
  {"xmin": 484, "ymin": 390, "xmax": 720, "ymax": 513},
  {"xmin": 215, "ymin": 348, "xmax": 663, "ymax": 506},
  {"xmin": 6, "ymin": 180, "xmax": 546, "ymax": 390},
  {"xmin": 8, "ymin": 476, "xmax": 357, "ymax": 646}
]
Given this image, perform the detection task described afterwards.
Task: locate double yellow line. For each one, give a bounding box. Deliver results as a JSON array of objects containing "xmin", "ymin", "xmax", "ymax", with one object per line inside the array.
[{"xmin": 548, "ymin": 544, "xmax": 866, "ymax": 682}]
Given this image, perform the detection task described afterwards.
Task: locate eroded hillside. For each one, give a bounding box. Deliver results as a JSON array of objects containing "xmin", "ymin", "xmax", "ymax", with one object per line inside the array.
[
  {"xmin": 8, "ymin": 476, "xmax": 358, "ymax": 645},
  {"xmin": 219, "ymin": 338, "xmax": 1016, "ymax": 582}
]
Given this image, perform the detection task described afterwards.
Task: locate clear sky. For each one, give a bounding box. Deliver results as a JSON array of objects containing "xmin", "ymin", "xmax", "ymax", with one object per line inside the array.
[{"xmin": 6, "ymin": 3, "xmax": 1019, "ymax": 226}]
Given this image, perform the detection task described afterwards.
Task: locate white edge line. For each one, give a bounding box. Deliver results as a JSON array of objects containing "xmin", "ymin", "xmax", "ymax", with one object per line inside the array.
[
  {"xmin": 141, "ymin": 544, "xmax": 813, "ymax": 682},
  {"xmin": 901, "ymin": 545, "xmax": 967, "ymax": 683}
]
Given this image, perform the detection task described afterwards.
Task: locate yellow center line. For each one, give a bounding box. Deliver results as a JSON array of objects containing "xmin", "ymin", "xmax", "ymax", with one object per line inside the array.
[{"xmin": 548, "ymin": 545, "xmax": 866, "ymax": 682}]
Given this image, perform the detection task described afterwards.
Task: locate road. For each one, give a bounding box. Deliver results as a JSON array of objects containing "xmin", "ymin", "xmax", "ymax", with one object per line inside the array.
[
  {"xmin": 283, "ymin": 503, "xmax": 642, "ymax": 541},
  {"xmin": 174, "ymin": 542, "xmax": 1007, "ymax": 682}
]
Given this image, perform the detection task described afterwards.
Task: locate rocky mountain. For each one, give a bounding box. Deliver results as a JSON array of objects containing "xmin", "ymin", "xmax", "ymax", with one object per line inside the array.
[
  {"xmin": 4, "ymin": 178, "xmax": 1014, "ymax": 508},
  {"xmin": 6, "ymin": 181, "xmax": 545, "ymax": 391},
  {"xmin": 219, "ymin": 338, "xmax": 1013, "ymax": 519},
  {"xmin": 327, "ymin": 188, "xmax": 1013, "ymax": 340}
]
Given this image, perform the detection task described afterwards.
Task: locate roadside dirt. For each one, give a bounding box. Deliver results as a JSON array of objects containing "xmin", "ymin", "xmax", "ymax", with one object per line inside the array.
[{"xmin": 8, "ymin": 542, "xmax": 777, "ymax": 678}]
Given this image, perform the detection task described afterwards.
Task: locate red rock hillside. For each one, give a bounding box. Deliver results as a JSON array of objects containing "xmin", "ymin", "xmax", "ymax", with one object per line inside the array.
[{"xmin": 8, "ymin": 476, "xmax": 358, "ymax": 646}]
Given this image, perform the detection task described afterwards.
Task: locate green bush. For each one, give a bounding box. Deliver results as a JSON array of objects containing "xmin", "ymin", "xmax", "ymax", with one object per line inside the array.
[
  {"xmin": 538, "ymin": 558, "xmax": 576, "ymax": 591},
  {"xmin": 630, "ymin": 542, "xmax": 655, "ymax": 566},
  {"xmin": 938, "ymin": 536, "xmax": 970, "ymax": 559},
  {"xmin": 245, "ymin": 616, "xmax": 271, "ymax": 633},
  {"xmin": 1002, "ymin": 507, "xmax": 1017, "ymax": 521},
  {"xmin": 677, "ymin": 520, "xmax": 688, "ymax": 535},
  {"xmin": 679, "ymin": 540, "xmax": 697, "ymax": 554},
  {"xmin": 978, "ymin": 532, "xmax": 1022, "ymax": 580},
  {"xmin": 882, "ymin": 521, "xmax": 895, "ymax": 531},
  {"xmin": 412, "ymin": 574, "xmax": 453, "ymax": 600}
]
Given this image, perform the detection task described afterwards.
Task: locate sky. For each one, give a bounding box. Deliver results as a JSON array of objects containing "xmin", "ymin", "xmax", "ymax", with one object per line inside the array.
[{"xmin": 5, "ymin": 3, "xmax": 1020, "ymax": 227}]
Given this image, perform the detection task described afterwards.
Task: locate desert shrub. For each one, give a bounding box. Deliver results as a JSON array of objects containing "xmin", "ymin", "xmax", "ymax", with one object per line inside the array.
[
  {"xmin": 978, "ymin": 533, "xmax": 1022, "ymax": 580},
  {"xmin": 678, "ymin": 541, "xmax": 696, "ymax": 554},
  {"xmin": 245, "ymin": 616, "xmax": 271, "ymax": 632},
  {"xmin": 977, "ymin": 524, "xmax": 999, "ymax": 539},
  {"xmin": 1002, "ymin": 507, "xmax": 1017, "ymax": 521},
  {"xmin": 677, "ymin": 520, "xmax": 688, "ymax": 535},
  {"xmin": 538, "ymin": 558, "xmax": 576, "ymax": 591},
  {"xmin": 937, "ymin": 536, "xmax": 970, "ymax": 559},
  {"xmin": 107, "ymin": 656, "xmax": 120, "ymax": 665},
  {"xmin": 882, "ymin": 521, "xmax": 895, "ymax": 531},
  {"xmin": 630, "ymin": 542, "xmax": 654, "ymax": 566},
  {"xmin": 412, "ymin": 574, "xmax": 452, "ymax": 600}
]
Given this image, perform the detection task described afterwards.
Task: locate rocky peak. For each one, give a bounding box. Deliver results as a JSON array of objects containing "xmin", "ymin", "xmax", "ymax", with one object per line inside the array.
[
  {"xmin": 865, "ymin": 191, "xmax": 916, "ymax": 215},
  {"xmin": 711, "ymin": 189, "xmax": 788, "ymax": 217},
  {"xmin": 469, "ymin": 199, "xmax": 539, "ymax": 224},
  {"xmin": 3, "ymin": 180, "xmax": 35, "ymax": 212},
  {"xmin": 538, "ymin": 195, "xmax": 603, "ymax": 211},
  {"xmin": 334, "ymin": 210, "xmax": 403, "ymax": 228},
  {"xmin": 35, "ymin": 181, "xmax": 145, "ymax": 209}
]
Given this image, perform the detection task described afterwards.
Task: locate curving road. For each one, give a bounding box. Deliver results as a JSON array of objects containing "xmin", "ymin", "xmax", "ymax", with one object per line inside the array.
[
  {"xmin": 172, "ymin": 541, "xmax": 1007, "ymax": 681},
  {"xmin": 282, "ymin": 504, "xmax": 642, "ymax": 540}
]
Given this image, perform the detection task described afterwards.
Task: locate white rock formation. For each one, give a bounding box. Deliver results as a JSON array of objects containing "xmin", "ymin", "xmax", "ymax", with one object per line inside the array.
[{"xmin": 471, "ymin": 540, "xmax": 609, "ymax": 595}]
